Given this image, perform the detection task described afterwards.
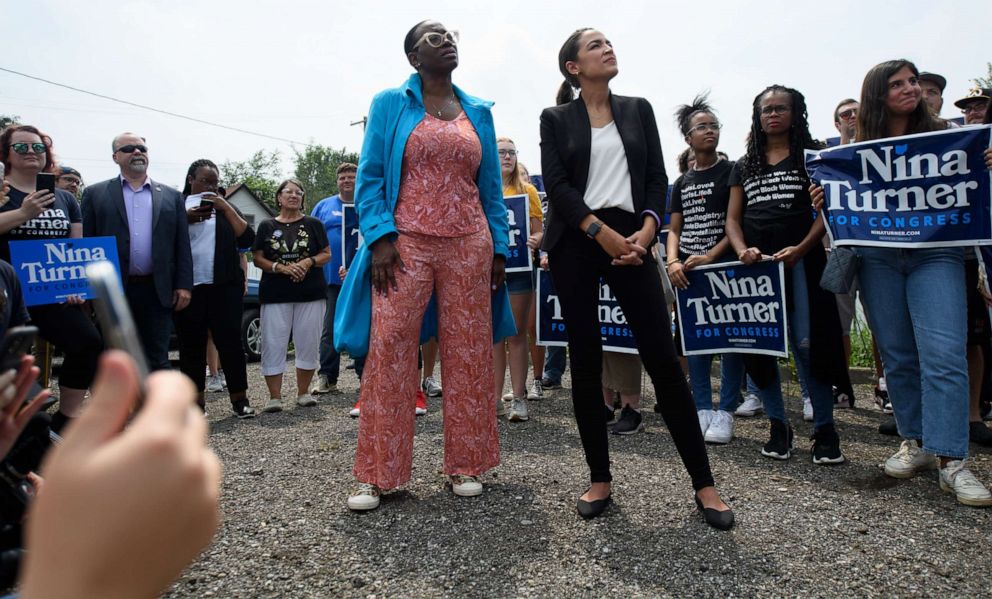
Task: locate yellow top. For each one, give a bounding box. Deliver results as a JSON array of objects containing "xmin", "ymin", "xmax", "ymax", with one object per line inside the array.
[{"xmin": 503, "ymin": 182, "xmax": 544, "ymax": 221}]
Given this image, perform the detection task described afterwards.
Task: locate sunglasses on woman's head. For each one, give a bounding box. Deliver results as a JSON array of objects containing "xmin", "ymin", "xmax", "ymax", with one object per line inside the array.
[
  {"xmin": 414, "ymin": 30, "xmax": 459, "ymax": 49},
  {"xmin": 9, "ymin": 142, "xmax": 47, "ymax": 155}
]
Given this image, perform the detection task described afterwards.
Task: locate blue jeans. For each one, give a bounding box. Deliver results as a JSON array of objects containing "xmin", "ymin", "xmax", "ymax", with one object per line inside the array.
[
  {"xmin": 857, "ymin": 247, "xmax": 968, "ymax": 458},
  {"xmin": 752, "ymin": 259, "xmax": 834, "ymax": 428},
  {"xmin": 688, "ymin": 354, "xmax": 740, "ymax": 412},
  {"xmin": 543, "ymin": 345, "xmax": 567, "ymax": 383},
  {"xmin": 318, "ymin": 284, "xmax": 341, "ymax": 381}
]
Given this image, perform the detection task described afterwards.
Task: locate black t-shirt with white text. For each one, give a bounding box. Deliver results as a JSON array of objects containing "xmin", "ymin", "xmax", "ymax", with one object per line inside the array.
[
  {"xmin": 252, "ymin": 216, "xmax": 328, "ymax": 304},
  {"xmin": 728, "ymin": 155, "xmax": 814, "ymax": 253},
  {"xmin": 0, "ymin": 187, "xmax": 82, "ymax": 263},
  {"xmin": 669, "ymin": 160, "xmax": 734, "ymax": 256}
]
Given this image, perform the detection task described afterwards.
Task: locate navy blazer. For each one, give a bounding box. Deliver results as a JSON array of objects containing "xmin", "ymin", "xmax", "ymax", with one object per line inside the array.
[
  {"xmin": 539, "ymin": 93, "xmax": 668, "ymax": 251},
  {"xmin": 81, "ymin": 177, "xmax": 193, "ymax": 308}
]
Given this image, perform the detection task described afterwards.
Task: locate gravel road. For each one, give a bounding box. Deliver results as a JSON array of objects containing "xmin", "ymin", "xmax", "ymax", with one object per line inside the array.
[{"xmin": 166, "ymin": 359, "xmax": 992, "ymax": 598}]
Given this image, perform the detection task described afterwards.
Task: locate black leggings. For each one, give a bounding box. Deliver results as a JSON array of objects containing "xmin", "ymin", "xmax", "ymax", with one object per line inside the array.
[
  {"xmin": 173, "ymin": 282, "xmax": 248, "ymax": 396},
  {"xmin": 548, "ymin": 208, "xmax": 714, "ymax": 490},
  {"xmin": 27, "ymin": 303, "xmax": 102, "ymax": 390}
]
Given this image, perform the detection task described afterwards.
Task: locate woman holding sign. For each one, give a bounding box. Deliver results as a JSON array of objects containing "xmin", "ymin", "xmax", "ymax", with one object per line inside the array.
[
  {"xmin": 540, "ymin": 28, "xmax": 732, "ymax": 528},
  {"xmin": 726, "ymin": 85, "xmax": 847, "ymax": 466},
  {"xmin": 811, "ymin": 60, "xmax": 992, "ymax": 506},
  {"xmin": 495, "ymin": 136, "xmax": 543, "ymax": 422},
  {"xmin": 666, "ymin": 94, "xmax": 739, "ymax": 444},
  {"xmin": 0, "ymin": 124, "xmax": 102, "ymax": 434}
]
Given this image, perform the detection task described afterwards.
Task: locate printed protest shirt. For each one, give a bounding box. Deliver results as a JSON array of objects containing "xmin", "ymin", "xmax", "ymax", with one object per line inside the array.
[
  {"xmin": 0, "ymin": 188, "xmax": 81, "ymax": 262},
  {"xmin": 729, "ymin": 155, "xmax": 814, "ymax": 253},
  {"xmin": 669, "ymin": 160, "xmax": 734, "ymax": 256}
]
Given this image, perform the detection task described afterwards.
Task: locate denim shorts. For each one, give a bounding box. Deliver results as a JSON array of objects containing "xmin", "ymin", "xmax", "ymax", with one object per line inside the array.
[{"xmin": 506, "ymin": 271, "xmax": 533, "ymax": 295}]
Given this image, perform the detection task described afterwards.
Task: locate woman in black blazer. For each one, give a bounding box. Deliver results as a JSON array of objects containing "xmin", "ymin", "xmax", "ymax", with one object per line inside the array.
[{"xmin": 540, "ymin": 28, "xmax": 732, "ymax": 528}]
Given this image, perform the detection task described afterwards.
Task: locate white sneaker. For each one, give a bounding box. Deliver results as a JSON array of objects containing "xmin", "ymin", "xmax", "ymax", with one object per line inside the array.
[
  {"xmin": 502, "ymin": 392, "xmax": 514, "ymax": 401},
  {"xmin": 450, "ymin": 475, "xmax": 483, "ymax": 497},
  {"xmin": 296, "ymin": 394, "xmax": 317, "ymax": 407},
  {"xmin": 422, "ymin": 376, "xmax": 442, "ymax": 397},
  {"xmin": 263, "ymin": 398, "xmax": 283, "ymax": 413},
  {"xmin": 939, "ymin": 459, "xmax": 992, "ymax": 507},
  {"xmin": 802, "ymin": 395, "xmax": 813, "ymax": 422},
  {"xmin": 704, "ymin": 410, "xmax": 734, "ymax": 444},
  {"xmin": 884, "ymin": 439, "xmax": 937, "ymax": 478},
  {"xmin": 508, "ymin": 397, "xmax": 529, "ymax": 422},
  {"xmin": 218, "ymin": 369, "xmax": 227, "ymax": 389},
  {"xmin": 735, "ymin": 394, "xmax": 763, "ymax": 417},
  {"xmin": 205, "ymin": 374, "xmax": 224, "ymax": 393},
  {"xmin": 347, "ymin": 482, "xmax": 381, "ymax": 511},
  {"xmin": 697, "ymin": 409, "xmax": 714, "ymax": 435},
  {"xmin": 527, "ymin": 380, "xmax": 543, "ymax": 400},
  {"xmin": 496, "ymin": 398, "xmax": 506, "ymax": 417},
  {"xmin": 310, "ymin": 374, "xmax": 335, "ymax": 395}
]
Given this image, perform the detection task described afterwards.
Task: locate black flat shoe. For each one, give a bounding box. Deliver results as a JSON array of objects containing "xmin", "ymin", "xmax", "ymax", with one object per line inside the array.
[
  {"xmin": 694, "ymin": 495, "xmax": 735, "ymax": 530},
  {"xmin": 577, "ymin": 492, "xmax": 612, "ymax": 519}
]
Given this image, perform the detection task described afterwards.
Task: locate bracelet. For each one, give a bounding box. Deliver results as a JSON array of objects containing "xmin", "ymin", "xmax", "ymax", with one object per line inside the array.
[
  {"xmin": 666, "ymin": 259, "xmax": 681, "ymax": 266},
  {"xmin": 272, "ymin": 262, "xmax": 279, "ymax": 274}
]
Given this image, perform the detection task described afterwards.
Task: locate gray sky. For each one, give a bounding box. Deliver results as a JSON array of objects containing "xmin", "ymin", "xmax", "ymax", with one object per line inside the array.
[{"xmin": 3, "ymin": 0, "xmax": 988, "ymax": 194}]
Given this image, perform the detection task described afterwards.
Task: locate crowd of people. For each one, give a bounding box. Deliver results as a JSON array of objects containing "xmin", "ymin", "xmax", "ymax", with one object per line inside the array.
[{"xmin": 1, "ymin": 17, "xmax": 992, "ymax": 596}]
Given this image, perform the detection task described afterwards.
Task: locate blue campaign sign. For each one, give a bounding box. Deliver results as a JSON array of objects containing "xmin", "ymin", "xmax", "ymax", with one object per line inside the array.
[
  {"xmin": 504, "ymin": 194, "xmax": 532, "ymax": 273},
  {"xmin": 675, "ymin": 260, "xmax": 788, "ymax": 358},
  {"xmin": 341, "ymin": 204, "xmax": 363, "ymax": 270},
  {"xmin": 806, "ymin": 125, "xmax": 992, "ymax": 248},
  {"xmin": 535, "ymin": 269, "xmax": 638, "ymax": 354},
  {"xmin": 8, "ymin": 236, "xmax": 122, "ymax": 306}
]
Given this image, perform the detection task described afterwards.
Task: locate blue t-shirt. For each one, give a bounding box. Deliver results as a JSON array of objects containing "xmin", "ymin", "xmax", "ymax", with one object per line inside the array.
[{"xmin": 311, "ymin": 195, "xmax": 357, "ymax": 286}]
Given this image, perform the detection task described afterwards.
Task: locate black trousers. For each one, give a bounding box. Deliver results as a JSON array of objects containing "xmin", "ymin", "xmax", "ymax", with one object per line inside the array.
[
  {"xmin": 174, "ymin": 282, "xmax": 248, "ymax": 396},
  {"xmin": 28, "ymin": 303, "xmax": 102, "ymax": 389},
  {"xmin": 548, "ymin": 208, "xmax": 714, "ymax": 490}
]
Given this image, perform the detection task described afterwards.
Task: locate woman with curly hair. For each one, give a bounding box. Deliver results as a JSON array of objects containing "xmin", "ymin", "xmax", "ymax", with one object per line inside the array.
[{"xmin": 725, "ymin": 85, "xmax": 847, "ymax": 465}]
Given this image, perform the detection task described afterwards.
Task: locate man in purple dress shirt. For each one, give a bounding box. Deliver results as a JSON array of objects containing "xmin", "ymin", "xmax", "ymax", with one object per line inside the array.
[{"xmin": 81, "ymin": 132, "xmax": 193, "ymax": 370}]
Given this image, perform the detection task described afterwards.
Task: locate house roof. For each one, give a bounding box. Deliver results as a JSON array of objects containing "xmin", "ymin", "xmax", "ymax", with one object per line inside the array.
[{"xmin": 225, "ymin": 183, "xmax": 275, "ymax": 216}]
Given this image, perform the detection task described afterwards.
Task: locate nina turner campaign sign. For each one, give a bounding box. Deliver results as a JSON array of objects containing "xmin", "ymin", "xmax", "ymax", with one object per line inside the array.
[
  {"xmin": 8, "ymin": 237, "xmax": 122, "ymax": 306},
  {"xmin": 341, "ymin": 204, "xmax": 362, "ymax": 270},
  {"xmin": 536, "ymin": 269, "xmax": 637, "ymax": 354},
  {"xmin": 805, "ymin": 125, "xmax": 992, "ymax": 248},
  {"xmin": 675, "ymin": 260, "xmax": 788, "ymax": 358},
  {"xmin": 503, "ymin": 194, "xmax": 532, "ymax": 273}
]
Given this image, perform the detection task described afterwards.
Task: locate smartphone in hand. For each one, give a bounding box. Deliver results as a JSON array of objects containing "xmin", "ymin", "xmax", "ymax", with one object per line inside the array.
[
  {"xmin": 86, "ymin": 261, "xmax": 150, "ymax": 405},
  {"xmin": 35, "ymin": 173, "xmax": 56, "ymax": 195},
  {"xmin": 0, "ymin": 326, "xmax": 38, "ymax": 372}
]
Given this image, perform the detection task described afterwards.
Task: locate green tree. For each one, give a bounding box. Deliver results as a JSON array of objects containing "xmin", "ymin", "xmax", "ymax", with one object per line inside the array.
[
  {"xmin": 219, "ymin": 149, "xmax": 283, "ymax": 209},
  {"xmin": 292, "ymin": 144, "xmax": 359, "ymax": 211},
  {"xmin": 973, "ymin": 63, "xmax": 992, "ymax": 89},
  {"xmin": 0, "ymin": 114, "xmax": 21, "ymax": 130}
]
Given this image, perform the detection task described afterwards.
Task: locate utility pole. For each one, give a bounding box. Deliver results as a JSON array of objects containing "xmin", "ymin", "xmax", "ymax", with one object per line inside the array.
[{"xmin": 350, "ymin": 117, "xmax": 367, "ymax": 132}]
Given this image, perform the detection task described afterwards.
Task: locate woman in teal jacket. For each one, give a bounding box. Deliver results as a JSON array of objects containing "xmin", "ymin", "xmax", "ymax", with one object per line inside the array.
[{"xmin": 339, "ymin": 20, "xmax": 513, "ymax": 512}]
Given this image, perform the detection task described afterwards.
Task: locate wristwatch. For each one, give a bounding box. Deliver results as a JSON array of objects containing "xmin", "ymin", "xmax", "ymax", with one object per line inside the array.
[{"xmin": 585, "ymin": 221, "xmax": 603, "ymax": 239}]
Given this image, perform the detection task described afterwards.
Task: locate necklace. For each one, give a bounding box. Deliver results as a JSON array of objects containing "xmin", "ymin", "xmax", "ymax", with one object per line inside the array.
[
  {"xmin": 692, "ymin": 156, "xmax": 723, "ymax": 172},
  {"xmin": 428, "ymin": 94, "xmax": 456, "ymax": 118}
]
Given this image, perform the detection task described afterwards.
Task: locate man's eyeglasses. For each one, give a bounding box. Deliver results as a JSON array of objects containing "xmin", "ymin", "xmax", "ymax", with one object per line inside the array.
[
  {"xmin": 414, "ymin": 30, "xmax": 459, "ymax": 49},
  {"xmin": 497, "ymin": 149, "xmax": 518, "ymax": 157},
  {"xmin": 9, "ymin": 142, "xmax": 47, "ymax": 155},
  {"xmin": 115, "ymin": 144, "xmax": 148, "ymax": 154},
  {"xmin": 962, "ymin": 101, "xmax": 989, "ymax": 115},
  {"xmin": 760, "ymin": 104, "xmax": 791, "ymax": 116},
  {"xmin": 686, "ymin": 123, "xmax": 722, "ymax": 134},
  {"xmin": 837, "ymin": 108, "xmax": 858, "ymax": 120},
  {"xmin": 59, "ymin": 176, "xmax": 82, "ymax": 185}
]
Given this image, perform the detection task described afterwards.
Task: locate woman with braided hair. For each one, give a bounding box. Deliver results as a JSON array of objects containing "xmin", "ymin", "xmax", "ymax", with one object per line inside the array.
[
  {"xmin": 173, "ymin": 158, "xmax": 257, "ymax": 418},
  {"xmin": 725, "ymin": 85, "xmax": 847, "ymax": 465}
]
